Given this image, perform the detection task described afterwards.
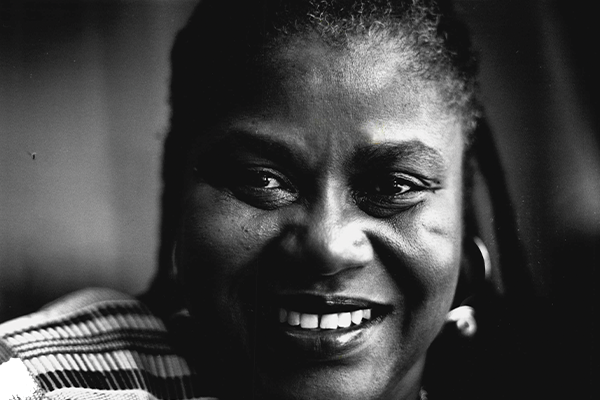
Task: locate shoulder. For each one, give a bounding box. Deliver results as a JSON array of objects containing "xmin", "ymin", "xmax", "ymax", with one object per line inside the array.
[
  {"xmin": 0, "ymin": 288, "xmax": 211, "ymax": 399},
  {"xmin": 1, "ymin": 287, "xmax": 150, "ymax": 333}
]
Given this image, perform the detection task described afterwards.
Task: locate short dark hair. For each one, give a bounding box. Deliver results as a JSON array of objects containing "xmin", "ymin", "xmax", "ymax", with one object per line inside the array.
[{"xmin": 170, "ymin": 0, "xmax": 479, "ymax": 135}]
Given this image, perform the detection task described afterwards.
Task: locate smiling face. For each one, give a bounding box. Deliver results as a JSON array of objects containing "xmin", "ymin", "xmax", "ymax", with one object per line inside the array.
[{"xmin": 176, "ymin": 36, "xmax": 466, "ymax": 400}]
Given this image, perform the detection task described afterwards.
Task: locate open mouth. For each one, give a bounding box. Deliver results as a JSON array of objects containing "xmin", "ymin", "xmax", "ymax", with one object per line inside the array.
[
  {"xmin": 255, "ymin": 294, "xmax": 393, "ymax": 361},
  {"xmin": 279, "ymin": 307, "xmax": 372, "ymax": 330}
]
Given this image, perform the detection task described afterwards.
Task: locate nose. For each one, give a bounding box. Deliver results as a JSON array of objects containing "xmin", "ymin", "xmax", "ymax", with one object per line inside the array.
[{"xmin": 280, "ymin": 188, "xmax": 374, "ymax": 276}]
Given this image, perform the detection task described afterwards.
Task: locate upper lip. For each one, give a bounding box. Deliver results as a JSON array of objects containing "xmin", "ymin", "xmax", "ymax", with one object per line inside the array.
[{"xmin": 271, "ymin": 293, "xmax": 389, "ymax": 314}]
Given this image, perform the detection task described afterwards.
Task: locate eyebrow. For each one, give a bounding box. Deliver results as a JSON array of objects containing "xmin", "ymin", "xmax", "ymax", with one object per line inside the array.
[
  {"xmin": 352, "ymin": 141, "xmax": 447, "ymax": 176},
  {"xmin": 201, "ymin": 129, "xmax": 447, "ymax": 176},
  {"xmin": 199, "ymin": 128, "xmax": 306, "ymax": 166}
]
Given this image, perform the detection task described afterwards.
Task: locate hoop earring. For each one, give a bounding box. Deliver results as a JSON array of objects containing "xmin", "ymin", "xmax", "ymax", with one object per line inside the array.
[
  {"xmin": 170, "ymin": 241, "xmax": 179, "ymax": 282},
  {"xmin": 446, "ymin": 237, "xmax": 491, "ymax": 338},
  {"xmin": 472, "ymin": 236, "xmax": 492, "ymax": 281}
]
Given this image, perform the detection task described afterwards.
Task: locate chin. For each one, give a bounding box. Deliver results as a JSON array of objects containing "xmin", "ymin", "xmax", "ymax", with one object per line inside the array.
[{"xmin": 217, "ymin": 301, "xmax": 428, "ymax": 400}]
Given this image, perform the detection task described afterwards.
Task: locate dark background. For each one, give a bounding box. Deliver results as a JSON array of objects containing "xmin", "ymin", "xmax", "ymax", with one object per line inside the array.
[{"xmin": 1, "ymin": 0, "xmax": 598, "ymax": 396}]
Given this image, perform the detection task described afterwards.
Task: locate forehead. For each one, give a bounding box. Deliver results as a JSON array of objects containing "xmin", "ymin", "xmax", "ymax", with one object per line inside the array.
[
  {"xmin": 249, "ymin": 35, "xmax": 459, "ymax": 136},
  {"xmin": 273, "ymin": 37, "xmax": 405, "ymax": 93},
  {"xmin": 199, "ymin": 34, "xmax": 465, "ymax": 166}
]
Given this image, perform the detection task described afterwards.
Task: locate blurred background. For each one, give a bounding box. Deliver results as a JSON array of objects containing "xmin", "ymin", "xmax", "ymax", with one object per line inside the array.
[
  {"xmin": 1, "ymin": 0, "xmax": 598, "ymax": 391},
  {"xmin": 1, "ymin": 0, "xmax": 197, "ymax": 318}
]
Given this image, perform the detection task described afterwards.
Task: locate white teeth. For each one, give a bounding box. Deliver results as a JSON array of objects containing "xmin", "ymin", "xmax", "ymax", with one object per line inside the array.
[
  {"xmin": 281, "ymin": 308, "xmax": 373, "ymax": 329},
  {"xmin": 338, "ymin": 312, "xmax": 351, "ymax": 328},
  {"xmin": 320, "ymin": 313, "xmax": 338, "ymax": 329},
  {"xmin": 351, "ymin": 310, "xmax": 363, "ymax": 325},
  {"xmin": 287, "ymin": 311, "xmax": 300, "ymax": 326},
  {"xmin": 300, "ymin": 314, "xmax": 319, "ymax": 329},
  {"xmin": 279, "ymin": 308, "xmax": 288, "ymax": 323},
  {"xmin": 363, "ymin": 309, "xmax": 371, "ymax": 320}
]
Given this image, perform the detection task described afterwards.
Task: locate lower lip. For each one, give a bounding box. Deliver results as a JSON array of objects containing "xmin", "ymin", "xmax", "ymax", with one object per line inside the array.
[{"xmin": 258, "ymin": 313, "xmax": 387, "ymax": 362}]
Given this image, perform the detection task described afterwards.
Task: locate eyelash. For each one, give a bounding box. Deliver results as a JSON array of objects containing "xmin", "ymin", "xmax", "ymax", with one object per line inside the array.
[
  {"xmin": 352, "ymin": 173, "xmax": 429, "ymax": 217},
  {"xmin": 224, "ymin": 167, "xmax": 299, "ymax": 209}
]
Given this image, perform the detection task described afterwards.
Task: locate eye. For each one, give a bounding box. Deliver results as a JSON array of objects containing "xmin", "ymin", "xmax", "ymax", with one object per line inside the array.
[
  {"xmin": 239, "ymin": 169, "xmax": 283, "ymax": 189},
  {"xmin": 228, "ymin": 167, "xmax": 298, "ymax": 209},
  {"xmin": 371, "ymin": 176, "xmax": 413, "ymax": 196},
  {"xmin": 353, "ymin": 172, "xmax": 430, "ymax": 217}
]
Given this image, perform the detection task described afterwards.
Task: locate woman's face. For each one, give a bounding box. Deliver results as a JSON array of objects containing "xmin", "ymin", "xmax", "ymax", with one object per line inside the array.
[{"xmin": 177, "ymin": 38, "xmax": 466, "ymax": 400}]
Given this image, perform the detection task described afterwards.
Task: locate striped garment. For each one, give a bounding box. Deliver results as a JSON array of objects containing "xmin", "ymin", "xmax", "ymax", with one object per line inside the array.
[{"xmin": 0, "ymin": 288, "xmax": 217, "ymax": 400}]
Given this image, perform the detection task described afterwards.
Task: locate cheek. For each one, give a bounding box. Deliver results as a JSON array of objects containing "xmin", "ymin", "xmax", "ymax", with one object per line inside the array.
[
  {"xmin": 419, "ymin": 144, "xmax": 464, "ymax": 285},
  {"xmin": 177, "ymin": 185, "xmax": 269, "ymax": 313},
  {"xmin": 177, "ymin": 182, "xmax": 292, "ymax": 325},
  {"xmin": 389, "ymin": 170, "xmax": 464, "ymax": 332},
  {"xmin": 419, "ymin": 193, "xmax": 463, "ymax": 289},
  {"xmin": 416, "ymin": 180, "xmax": 463, "ymax": 320}
]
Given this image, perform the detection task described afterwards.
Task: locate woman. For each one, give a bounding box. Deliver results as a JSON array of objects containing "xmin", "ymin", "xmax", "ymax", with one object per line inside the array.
[{"xmin": 0, "ymin": 0, "xmax": 542, "ymax": 399}]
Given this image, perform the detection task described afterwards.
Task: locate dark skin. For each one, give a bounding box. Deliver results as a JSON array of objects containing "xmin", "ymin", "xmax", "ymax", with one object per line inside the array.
[{"xmin": 176, "ymin": 36, "xmax": 466, "ymax": 400}]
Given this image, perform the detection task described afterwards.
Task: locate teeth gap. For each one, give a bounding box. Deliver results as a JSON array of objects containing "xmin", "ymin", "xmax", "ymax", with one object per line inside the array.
[{"xmin": 279, "ymin": 308, "xmax": 373, "ymax": 330}]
